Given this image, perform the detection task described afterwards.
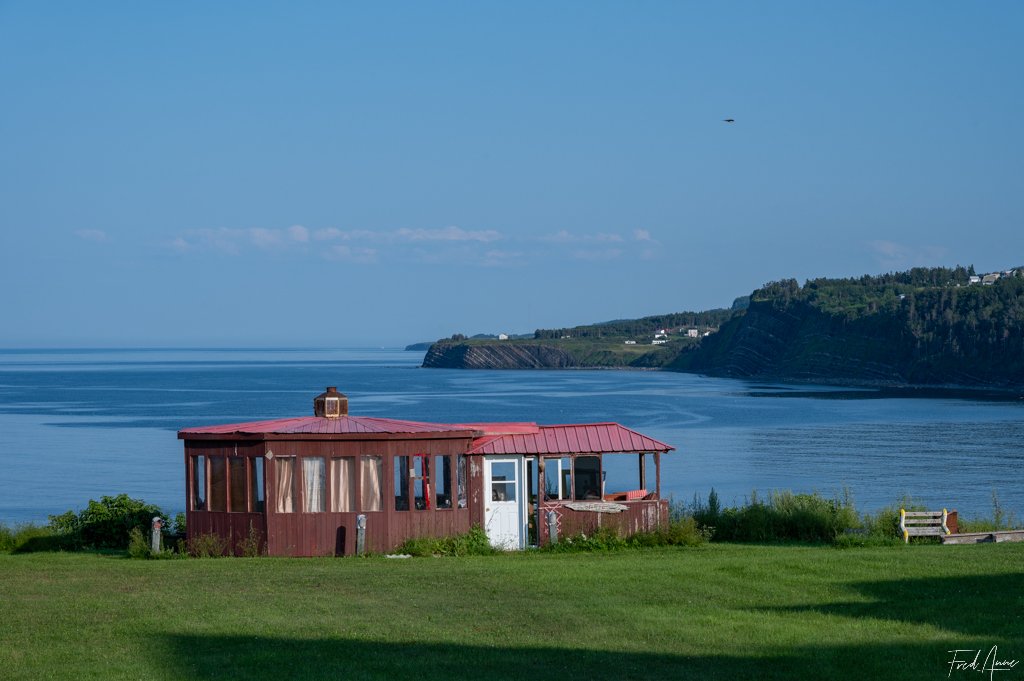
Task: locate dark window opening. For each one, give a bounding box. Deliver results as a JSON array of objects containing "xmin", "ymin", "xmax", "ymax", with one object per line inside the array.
[
  {"xmin": 435, "ymin": 455, "xmax": 452, "ymax": 509},
  {"xmin": 208, "ymin": 456, "xmax": 227, "ymax": 512},
  {"xmin": 229, "ymin": 457, "xmax": 247, "ymax": 512},
  {"xmin": 573, "ymin": 456, "xmax": 602, "ymax": 501}
]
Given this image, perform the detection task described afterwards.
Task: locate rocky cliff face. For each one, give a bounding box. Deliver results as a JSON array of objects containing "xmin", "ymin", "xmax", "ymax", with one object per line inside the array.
[
  {"xmin": 674, "ymin": 297, "xmax": 1023, "ymax": 387},
  {"xmin": 674, "ymin": 300, "xmax": 906, "ymax": 382},
  {"xmin": 422, "ymin": 342, "xmax": 581, "ymax": 369}
]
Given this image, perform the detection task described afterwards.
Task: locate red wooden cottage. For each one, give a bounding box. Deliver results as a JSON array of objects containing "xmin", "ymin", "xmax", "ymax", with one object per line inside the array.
[{"xmin": 178, "ymin": 387, "xmax": 674, "ymax": 556}]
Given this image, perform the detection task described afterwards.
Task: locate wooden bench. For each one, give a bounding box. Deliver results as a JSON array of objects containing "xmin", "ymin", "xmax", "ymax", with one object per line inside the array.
[{"xmin": 899, "ymin": 509, "xmax": 951, "ymax": 543}]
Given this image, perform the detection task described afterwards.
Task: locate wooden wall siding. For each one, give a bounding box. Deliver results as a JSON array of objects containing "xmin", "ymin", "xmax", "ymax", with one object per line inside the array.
[
  {"xmin": 536, "ymin": 499, "xmax": 668, "ymax": 545},
  {"xmin": 263, "ymin": 509, "xmax": 473, "ymax": 556},
  {"xmin": 188, "ymin": 435, "xmax": 479, "ymax": 557},
  {"xmin": 267, "ymin": 512, "xmax": 359, "ymax": 557}
]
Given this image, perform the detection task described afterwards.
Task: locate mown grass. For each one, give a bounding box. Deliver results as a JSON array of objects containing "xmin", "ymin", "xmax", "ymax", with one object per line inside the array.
[{"xmin": 1, "ymin": 543, "xmax": 1021, "ymax": 680}]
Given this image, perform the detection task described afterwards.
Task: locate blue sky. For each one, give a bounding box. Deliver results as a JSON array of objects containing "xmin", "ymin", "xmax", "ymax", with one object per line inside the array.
[{"xmin": 1, "ymin": 2, "xmax": 1021, "ymax": 346}]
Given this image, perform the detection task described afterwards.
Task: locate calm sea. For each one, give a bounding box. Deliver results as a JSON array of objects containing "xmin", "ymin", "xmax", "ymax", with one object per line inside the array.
[{"xmin": 1, "ymin": 348, "xmax": 1021, "ymax": 524}]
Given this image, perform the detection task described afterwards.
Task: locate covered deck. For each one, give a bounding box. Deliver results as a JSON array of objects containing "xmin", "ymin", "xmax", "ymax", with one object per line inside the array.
[{"xmin": 464, "ymin": 422, "xmax": 673, "ymax": 547}]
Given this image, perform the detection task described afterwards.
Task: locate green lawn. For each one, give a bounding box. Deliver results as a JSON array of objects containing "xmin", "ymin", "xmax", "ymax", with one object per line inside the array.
[{"xmin": 1, "ymin": 543, "xmax": 1022, "ymax": 680}]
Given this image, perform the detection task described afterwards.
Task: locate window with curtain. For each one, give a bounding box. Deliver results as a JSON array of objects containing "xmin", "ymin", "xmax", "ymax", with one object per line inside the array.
[
  {"xmin": 330, "ymin": 457, "xmax": 355, "ymax": 512},
  {"xmin": 229, "ymin": 457, "xmax": 248, "ymax": 512},
  {"xmin": 303, "ymin": 457, "xmax": 326, "ymax": 512},
  {"xmin": 276, "ymin": 457, "xmax": 296, "ymax": 513},
  {"xmin": 191, "ymin": 455, "xmax": 206, "ymax": 511},
  {"xmin": 208, "ymin": 456, "xmax": 227, "ymax": 512},
  {"xmin": 361, "ymin": 455, "xmax": 383, "ymax": 512}
]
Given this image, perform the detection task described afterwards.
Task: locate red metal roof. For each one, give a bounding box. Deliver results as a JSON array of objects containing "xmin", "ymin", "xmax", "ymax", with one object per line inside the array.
[
  {"xmin": 466, "ymin": 423, "xmax": 673, "ymax": 455},
  {"xmin": 178, "ymin": 415, "xmax": 472, "ymax": 437},
  {"xmin": 179, "ymin": 416, "xmax": 674, "ymax": 454}
]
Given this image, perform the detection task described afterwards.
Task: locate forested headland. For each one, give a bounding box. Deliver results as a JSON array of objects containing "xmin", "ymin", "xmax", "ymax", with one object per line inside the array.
[{"xmin": 423, "ymin": 266, "xmax": 1024, "ymax": 388}]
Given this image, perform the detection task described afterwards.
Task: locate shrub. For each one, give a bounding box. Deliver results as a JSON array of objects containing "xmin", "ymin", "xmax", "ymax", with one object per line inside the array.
[
  {"xmin": 237, "ymin": 523, "xmax": 265, "ymax": 558},
  {"xmin": 691, "ymin": 489, "xmax": 862, "ymax": 543},
  {"xmin": 544, "ymin": 519, "xmax": 709, "ymax": 553},
  {"xmin": 395, "ymin": 527, "xmax": 497, "ymax": 557},
  {"xmin": 543, "ymin": 526, "xmax": 628, "ymax": 553},
  {"xmin": 959, "ymin": 491, "xmax": 1020, "ymax": 533},
  {"xmin": 1, "ymin": 522, "xmax": 62, "ymax": 553},
  {"xmin": 48, "ymin": 494, "xmax": 167, "ymax": 550},
  {"xmin": 188, "ymin": 532, "xmax": 228, "ymax": 558},
  {"xmin": 172, "ymin": 512, "xmax": 187, "ymax": 536},
  {"xmin": 126, "ymin": 527, "xmax": 151, "ymax": 559},
  {"xmin": 632, "ymin": 517, "xmax": 710, "ymax": 548}
]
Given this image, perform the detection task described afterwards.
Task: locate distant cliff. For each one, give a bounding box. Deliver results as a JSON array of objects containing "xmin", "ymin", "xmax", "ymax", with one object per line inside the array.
[
  {"xmin": 422, "ymin": 338, "xmax": 687, "ymax": 369},
  {"xmin": 423, "ymin": 342, "xmax": 582, "ymax": 369},
  {"xmin": 421, "ymin": 266, "xmax": 1024, "ymax": 388},
  {"xmin": 674, "ymin": 267, "xmax": 1024, "ymax": 387}
]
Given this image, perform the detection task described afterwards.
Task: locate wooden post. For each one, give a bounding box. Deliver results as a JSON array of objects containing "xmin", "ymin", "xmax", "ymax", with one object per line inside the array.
[
  {"xmin": 151, "ymin": 516, "xmax": 163, "ymax": 554},
  {"xmin": 638, "ymin": 453, "xmax": 647, "ymax": 491},
  {"xmin": 654, "ymin": 452, "xmax": 661, "ymax": 498},
  {"xmin": 538, "ymin": 457, "xmax": 546, "ymax": 498},
  {"xmin": 356, "ymin": 514, "xmax": 367, "ymax": 556}
]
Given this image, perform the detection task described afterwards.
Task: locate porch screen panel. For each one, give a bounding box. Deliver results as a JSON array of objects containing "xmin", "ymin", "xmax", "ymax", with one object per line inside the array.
[
  {"xmin": 361, "ymin": 455, "xmax": 383, "ymax": 512},
  {"xmin": 228, "ymin": 457, "xmax": 248, "ymax": 512},
  {"xmin": 276, "ymin": 457, "xmax": 295, "ymax": 513},
  {"xmin": 330, "ymin": 457, "xmax": 355, "ymax": 512},
  {"xmin": 303, "ymin": 457, "xmax": 326, "ymax": 513},
  {"xmin": 208, "ymin": 456, "xmax": 227, "ymax": 512}
]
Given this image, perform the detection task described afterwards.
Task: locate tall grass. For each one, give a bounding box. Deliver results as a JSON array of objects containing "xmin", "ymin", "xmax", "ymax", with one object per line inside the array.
[
  {"xmin": 0, "ymin": 522, "xmax": 58, "ymax": 553},
  {"xmin": 682, "ymin": 489, "xmax": 1019, "ymax": 545},
  {"xmin": 958, "ymin": 490, "xmax": 1021, "ymax": 533},
  {"xmin": 689, "ymin": 489, "xmax": 860, "ymax": 543}
]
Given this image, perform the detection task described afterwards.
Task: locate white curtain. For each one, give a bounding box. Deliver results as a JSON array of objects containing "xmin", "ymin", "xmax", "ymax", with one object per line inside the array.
[
  {"xmin": 361, "ymin": 456, "xmax": 383, "ymax": 512},
  {"xmin": 276, "ymin": 457, "xmax": 295, "ymax": 513},
  {"xmin": 330, "ymin": 458, "xmax": 355, "ymax": 512},
  {"xmin": 303, "ymin": 457, "xmax": 326, "ymax": 512}
]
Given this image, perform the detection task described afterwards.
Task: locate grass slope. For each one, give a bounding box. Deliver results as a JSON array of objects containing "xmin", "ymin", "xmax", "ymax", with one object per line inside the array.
[{"xmin": 1, "ymin": 544, "xmax": 1022, "ymax": 680}]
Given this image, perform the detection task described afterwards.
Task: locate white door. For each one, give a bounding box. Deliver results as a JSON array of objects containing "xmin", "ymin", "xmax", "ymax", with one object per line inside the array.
[{"xmin": 484, "ymin": 457, "xmax": 522, "ymax": 549}]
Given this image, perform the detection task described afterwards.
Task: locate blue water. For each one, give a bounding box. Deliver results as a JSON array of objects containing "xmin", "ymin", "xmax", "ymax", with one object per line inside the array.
[{"xmin": 1, "ymin": 348, "xmax": 1022, "ymax": 524}]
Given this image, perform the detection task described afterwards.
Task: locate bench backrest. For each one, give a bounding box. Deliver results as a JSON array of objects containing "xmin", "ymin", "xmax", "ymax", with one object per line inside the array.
[{"xmin": 900, "ymin": 509, "xmax": 950, "ymax": 543}]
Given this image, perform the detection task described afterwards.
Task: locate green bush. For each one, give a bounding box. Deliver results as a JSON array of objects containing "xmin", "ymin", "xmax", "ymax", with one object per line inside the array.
[
  {"xmin": 544, "ymin": 526, "xmax": 629, "ymax": 553},
  {"xmin": 237, "ymin": 523, "xmax": 265, "ymax": 558},
  {"xmin": 632, "ymin": 516, "xmax": 710, "ymax": 547},
  {"xmin": 959, "ymin": 491, "xmax": 1020, "ymax": 533},
  {"xmin": 692, "ymin": 489, "xmax": 862, "ymax": 543},
  {"xmin": 188, "ymin": 532, "xmax": 229, "ymax": 558},
  {"xmin": 126, "ymin": 527, "xmax": 151, "ymax": 559},
  {"xmin": 0, "ymin": 522, "xmax": 61, "ymax": 553},
  {"xmin": 544, "ymin": 519, "xmax": 709, "ymax": 553},
  {"xmin": 48, "ymin": 494, "xmax": 167, "ymax": 550},
  {"xmin": 395, "ymin": 527, "xmax": 497, "ymax": 557}
]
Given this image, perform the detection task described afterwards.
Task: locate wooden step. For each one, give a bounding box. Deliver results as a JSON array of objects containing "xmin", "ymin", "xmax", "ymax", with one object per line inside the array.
[{"xmin": 941, "ymin": 530, "xmax": 1024, "ymax": 545}]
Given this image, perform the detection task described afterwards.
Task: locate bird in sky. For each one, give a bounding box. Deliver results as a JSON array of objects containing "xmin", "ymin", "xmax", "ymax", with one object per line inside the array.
[{"xmin": 722, "ymin": 118, "xmax": 735, "ymax": 123}]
